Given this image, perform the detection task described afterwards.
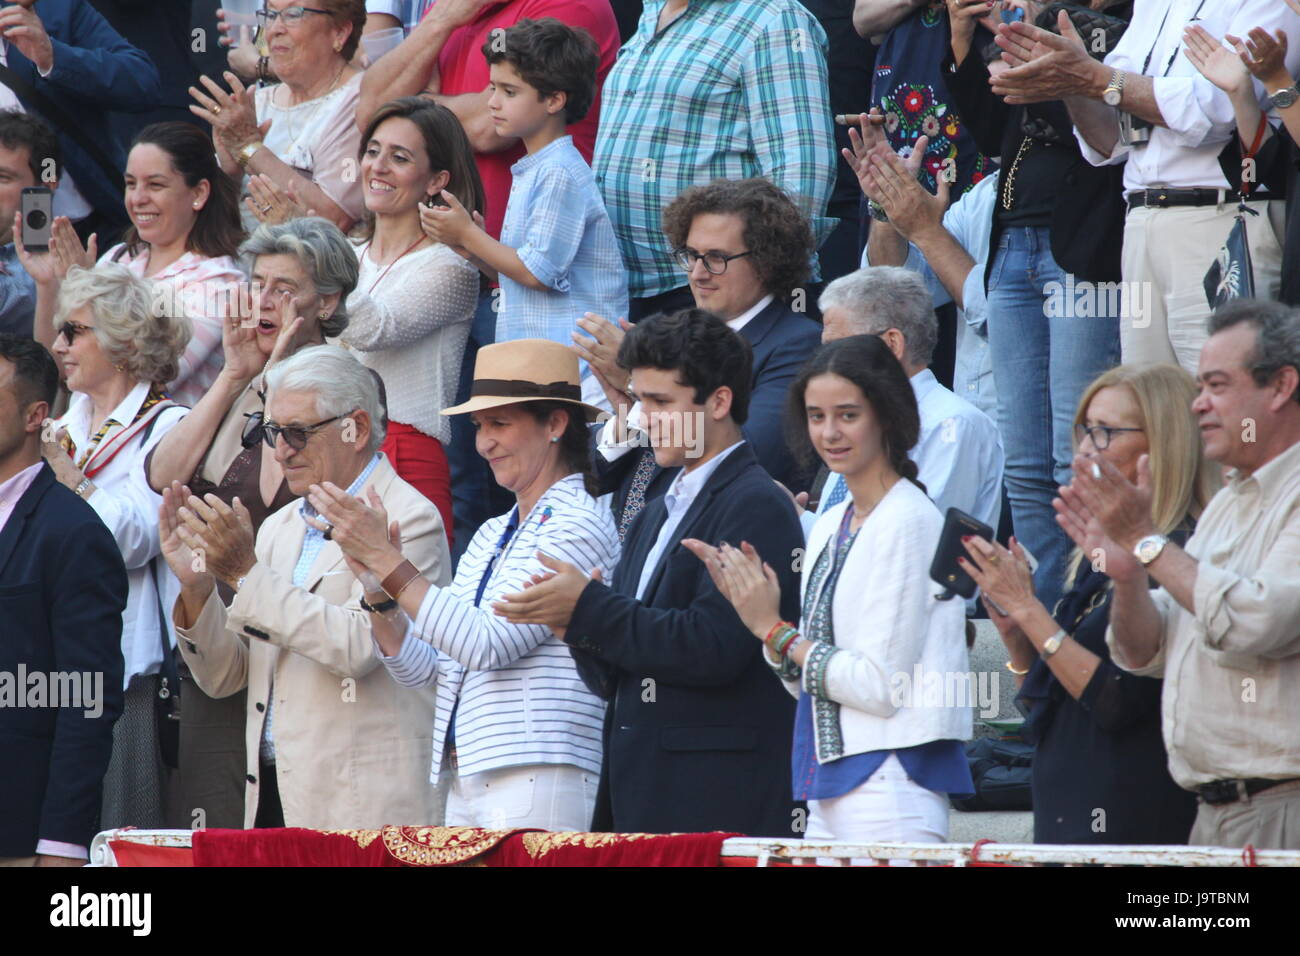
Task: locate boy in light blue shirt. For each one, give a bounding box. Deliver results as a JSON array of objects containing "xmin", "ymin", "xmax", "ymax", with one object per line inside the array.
[{"xmin": 422, "ymin": 17, "xmax": 627, "ymax": 412}]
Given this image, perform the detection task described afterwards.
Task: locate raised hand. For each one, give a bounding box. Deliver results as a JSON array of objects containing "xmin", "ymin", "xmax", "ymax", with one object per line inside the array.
[
  {"xmin": 48, "ymin": 216, "xmax": 96, "ymax": 279},
  {"xmin": 160, "ymin": 482, "xmax": 214, "ymax": 592},
  {"xmin": 681, "ymin": 539, "xmax": 782, "ymax": 639},
  {"xmin": 1233, "ymin": 27, "xmax": 1292, "ymax": 88},
  {"xmin": 245, "ymin": 174, "xmax": 311, "ymax": 224},
  {"xmin": 12, "ymin": 211, "xmax": 59, "ymax": 286},
  {"xmin": 305, "ymin": 483, "xmax": 402, "ymax": 577},
  {"xmin": 419, "ymin": 189, "xmax": 475, "ymax": 247},
  {"xmin": 1183, "ymin": 25, "xmax": 1251, "ymax": 96},
  {"xmin": 219, "ymin": 283, "xmax": 268, "ymax": 382},
  {"xmin": 842, "ymin": 109, "xmax": 890, "ymax": 201}
]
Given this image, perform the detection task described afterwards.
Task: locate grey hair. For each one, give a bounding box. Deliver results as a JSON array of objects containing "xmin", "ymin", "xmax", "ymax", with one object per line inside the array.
[
  {"xmin": 1207, "ymin": 299, "xmax": 1300, "ymax": 404},
  {"xmin": 264, "ymin": 344, "xmax": 388, "ymax": 454},
  {"xmin": 818, "ymin": 266, "xmax": 937, "ymax": 368},
  {"xmin": 55, "ymin": 264, "xmax": 191, "ymax": 385},
  {"xmin": 238, "ymin": 217, "xmax": 359, "ymax": 338}
]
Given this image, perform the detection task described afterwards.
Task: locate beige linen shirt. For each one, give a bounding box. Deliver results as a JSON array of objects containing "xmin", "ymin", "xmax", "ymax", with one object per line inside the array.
[{"xmin": 1107, "ymin": 438, "xmax": 1300, "ymax": 790}]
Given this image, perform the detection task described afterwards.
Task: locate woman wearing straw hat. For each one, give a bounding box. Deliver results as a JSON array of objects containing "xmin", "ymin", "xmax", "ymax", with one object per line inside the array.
[{"xmin": 304, "ymin": 339, "xmax": 620, "ymax": 830}]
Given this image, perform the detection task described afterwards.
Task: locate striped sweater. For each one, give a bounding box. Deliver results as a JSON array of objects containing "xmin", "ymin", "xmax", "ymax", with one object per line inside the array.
[{"xmin": 381, "ymin": 474, "xmax": 620, "ymax": 778}]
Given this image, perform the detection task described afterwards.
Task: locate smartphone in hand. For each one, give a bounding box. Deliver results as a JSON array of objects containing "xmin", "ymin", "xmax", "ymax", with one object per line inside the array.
[{"xmin": 20, "ymin": 187, "xmax": 52, "ymax": 252}]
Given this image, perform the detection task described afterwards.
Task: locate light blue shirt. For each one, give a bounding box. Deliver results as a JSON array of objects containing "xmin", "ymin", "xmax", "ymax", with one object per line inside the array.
[
  {"xmin": 864, "ymin": 171, "xmax": 999, "ymax": 421},
  {"xmin": 636, "ymin": 441, "xmax": 744, "ymax": 601},
  {"xmin": 497, "ymin": 136, "xmax": 628, "ymax": 378},
  {"xmin": 0, "ymin": 243, "xmax": 37, "ymax": 337}
]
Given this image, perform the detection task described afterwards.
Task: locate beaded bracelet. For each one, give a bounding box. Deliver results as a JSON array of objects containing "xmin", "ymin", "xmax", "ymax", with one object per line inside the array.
[{"xmin": 764, "ymin": 622, "xmax": 801, "ymax": 658}]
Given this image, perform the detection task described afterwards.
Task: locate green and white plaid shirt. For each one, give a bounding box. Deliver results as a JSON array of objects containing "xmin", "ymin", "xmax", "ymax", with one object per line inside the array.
[{"xmin": 593, "ymin": 0, "xmax": 837, "ymax": 298}]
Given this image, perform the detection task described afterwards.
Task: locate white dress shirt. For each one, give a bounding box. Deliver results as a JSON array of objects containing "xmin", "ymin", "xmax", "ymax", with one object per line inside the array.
[
  {"xmin": 636, "ymin": 441, "xmax": 744, "ymax": 600},
  {"xmin": 727, "ymin": 294, "xmax": 774, "ymax": 334},
  {"xmin": 1077, "ymin": 0, "xmax": 1300, "ymax": 194},
  {"xmin": 56, "ymin": 383, "xmax": 187, "ymax": 688}
]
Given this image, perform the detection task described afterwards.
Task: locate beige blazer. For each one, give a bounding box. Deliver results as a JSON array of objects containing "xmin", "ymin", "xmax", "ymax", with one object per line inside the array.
[{"xmin": 175, "ymin": 454, "xmax": 450, "ymax": 829}]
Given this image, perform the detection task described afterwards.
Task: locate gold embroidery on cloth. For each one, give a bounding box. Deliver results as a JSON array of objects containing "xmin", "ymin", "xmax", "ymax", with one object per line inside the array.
[
  {"xmin": 319, "ymin": 828, "xmax": 382, "ymax": 849},
  {"xmin": 380, "ymin": 825, "xmax": 528, "ymax": 866},
  {"xmin": 522, "ymin": 831, "xmax": 654, "ymax": 859}
]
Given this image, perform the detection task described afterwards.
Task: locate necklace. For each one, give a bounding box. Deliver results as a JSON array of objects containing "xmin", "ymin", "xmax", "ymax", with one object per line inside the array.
[
  {"xmin": 281, "ymin": 62, "xmax": 348, "ymax": 149},
  {"xmin": 364, "ymin": 233, "xmax": 428, "ymax": 295}
]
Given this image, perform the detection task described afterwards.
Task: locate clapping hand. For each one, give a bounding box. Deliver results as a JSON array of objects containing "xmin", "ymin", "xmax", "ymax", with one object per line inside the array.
[
  {"xmin": 680, "ymin": 539, "xmax": 782, "ymax": 640},
  {"xmin": 246, "ymin": 174, "xmax": 314, "ymax": 224},
  {"xmin": 863, "ymin": 137, "xmax": 946, "ymax": 239},
  {"xmin": 159, "ymin": 482, "xmax": 215, "ymax": 593},
  {"xmin": 1183, "ymin": 25, "xmax": 1252, "ymax": 96},
  {"xmin": 304, "ymin": 484, "xmax": 404, "ymax": 579},
  {"xmin": 492, "ymin": 553, "xmax": 603, "ymax": 639},
  {"xmin": 843, "ymin": 109, "xmax": 891, "ymax": 201}
]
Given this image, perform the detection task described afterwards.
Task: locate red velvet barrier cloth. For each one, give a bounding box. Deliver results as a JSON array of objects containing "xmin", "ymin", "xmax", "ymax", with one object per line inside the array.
[
  {"xmin": 190, "ymin": 827, "xmax": 739, "ymax": 867},
  {"xmin": 108, "ymin": 842, "xmax": 195, "ymax": 867}
]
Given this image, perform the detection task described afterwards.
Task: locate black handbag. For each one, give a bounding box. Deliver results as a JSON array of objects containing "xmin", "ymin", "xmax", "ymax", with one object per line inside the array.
[
  {"xmin": 950, "ymin": 736, "xmax": 1034, "ymax": 812},
  {"xmin": 151, "ymin": 557, "xmax": 182, "ymax": 771},
  {"xmin": 1018, "ymin": 3, "xmax": 1130, "ymax": 145}
]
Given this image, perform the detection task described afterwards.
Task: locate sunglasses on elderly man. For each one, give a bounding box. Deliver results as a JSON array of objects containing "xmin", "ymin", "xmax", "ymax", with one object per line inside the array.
[{"xmin": 242, "ymin": 411, "xmax": 347, "ymax": 451}]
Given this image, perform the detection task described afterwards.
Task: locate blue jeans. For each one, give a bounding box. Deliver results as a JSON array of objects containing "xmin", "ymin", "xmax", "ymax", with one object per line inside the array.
[{"xmin": 986, "ymin": 227, "xmax": 1120, "ymax": 612}]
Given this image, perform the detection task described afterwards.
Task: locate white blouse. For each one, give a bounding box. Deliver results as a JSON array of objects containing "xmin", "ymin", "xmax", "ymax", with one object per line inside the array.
[
  {"xmin": 56, "ymin": 382, "xmax": 189, "ymax": 688},
  {"xmin": 342, "ymin": 241, "xmax": 479, "ymax": 445}
]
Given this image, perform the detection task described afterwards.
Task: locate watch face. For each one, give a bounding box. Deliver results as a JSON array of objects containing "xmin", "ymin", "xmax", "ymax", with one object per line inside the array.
[
  {"xmin": 1103, "ymin": 89, "xmax": 1121, "ymax": 107},
  {"xmin": 1274, "ymin": 88, "xmax": 1299, "ymax": 109},
  {"xmin": 1137, "ymin": 538, "xmax": 1162, "ymax": 563}
]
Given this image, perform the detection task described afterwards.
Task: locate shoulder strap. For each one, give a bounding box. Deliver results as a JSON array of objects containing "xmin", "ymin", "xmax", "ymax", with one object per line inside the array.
[{"xmin": 0, "ymin": 60, "xmax": 123, "ymax": 186}]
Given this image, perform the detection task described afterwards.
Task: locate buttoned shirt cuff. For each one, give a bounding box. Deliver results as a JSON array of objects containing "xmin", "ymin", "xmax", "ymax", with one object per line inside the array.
[
  {"xmin": 37, "ymin": 61, "xmax": 53, "ymax": 79},
  {"xmin": 1104, "ymin": 619, "xmax": 1166, "ymax": 678},
  {"xmin": 1074, "ymin": 125, "xmax": 1132, "ymax": 167},
  {"xmin": 36, "ymin": 839, "xmax": 87, "ymax": 860},
  {"xmin": 596, "ymin": 413, "xmax": 641, "ymax": 463}
]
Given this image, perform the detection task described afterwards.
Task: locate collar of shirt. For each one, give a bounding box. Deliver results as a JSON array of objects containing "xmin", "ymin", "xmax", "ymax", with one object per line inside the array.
[
  {"xmin": 60, "ymin": 380, "xmax": 154, "ymax": 451},
  {"xmin": 909, "ymin": 367, "xmax": 938, "ymax": 405},
  {"xmin": 1225, "ymin": 437, "xmax": 1300, "ymax": 503},
  {"xmin": 727, "ymin": 294, "xmax": 775, "ymax": 334},
  {"xmin": 0, "ymin": 460, "xmax": 44, "ymax": 535},
  {"xmin": 510, "ymin": 134, "xmax": 574, "ymax": 176},
  {"xmin": 664, "ymin": 439, "xmax": 745, "ymax": 516},
  {"xmin": 299, "ymin": 452, "xmax": 383, "ymax": 530}
]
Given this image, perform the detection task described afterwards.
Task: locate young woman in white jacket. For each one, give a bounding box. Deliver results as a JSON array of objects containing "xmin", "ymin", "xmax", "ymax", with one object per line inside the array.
[{"xmin": 686, "ymin": 334, "xmax": 973, "ymax": 845}]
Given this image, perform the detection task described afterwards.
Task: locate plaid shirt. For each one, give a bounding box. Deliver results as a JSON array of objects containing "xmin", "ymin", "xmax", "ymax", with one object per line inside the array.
[{"xmin": 593, "ymin": 0, "xmax": 836, "ymax": 298}]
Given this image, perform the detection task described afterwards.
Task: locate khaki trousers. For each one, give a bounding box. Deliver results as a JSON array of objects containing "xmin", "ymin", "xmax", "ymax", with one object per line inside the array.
[
  {"xmin": 1120, "ymin": 199, "xmax": 1285, "ymax": 375},
  {"xmin": 1189, "ymin": 779, "xmax": 1300, "ymax": 850}
]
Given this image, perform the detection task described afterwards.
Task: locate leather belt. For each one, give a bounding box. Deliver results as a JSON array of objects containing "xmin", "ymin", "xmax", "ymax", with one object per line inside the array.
[
  {"xmin": 1126, "ymin": 187, "xmax": 1268, "ymax": 209},
  {"xmin": 1196, "ymin": 776, "xmax": 1300, "ymax": 806}
]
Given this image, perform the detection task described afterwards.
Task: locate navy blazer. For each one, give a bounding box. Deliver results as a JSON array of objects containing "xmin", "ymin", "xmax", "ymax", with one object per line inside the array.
[
  {"xmin": 735, "ymin": 298, "xmax": 821, "ymax": 492},
  {"xmin": 0, "ymin": 463, "xmax": 126, "ymax": 856},
  {"xmin": 5, "ymin": 0, "xmax": 161, "ymax": 229},
  {"xmin": 567, "ymin": 442, "xmax": 802, "ymax": 836}
]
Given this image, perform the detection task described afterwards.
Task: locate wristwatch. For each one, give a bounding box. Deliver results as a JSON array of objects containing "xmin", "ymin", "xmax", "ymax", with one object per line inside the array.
[
  {"xmin": 1265, "ymin": 84, "xmax": 1300, "ymax": 111},
  {"xmin": 236, "ymin": 141, "xmax": 263, "ymax": 169},
  {"xmin": 1040, "ymin": 629, "xmax": 1066, "ymax": 660},
  {"xmin": 1133, "ymin": 533, "xmax": 1169, "ymax": 566},
  {"xmin": 1102, "ymin": 69, "xmax": 1126, "ymax": 107},
  {"xmin": 360, "ymin": 593, "xmax": 399, "ymax": 614}
]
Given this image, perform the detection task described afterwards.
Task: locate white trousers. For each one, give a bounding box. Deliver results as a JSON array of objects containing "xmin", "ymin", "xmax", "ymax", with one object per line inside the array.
[
  {"xmin": 440, "ymin": 758, "xmax": 597, "ymax": 832},
  {"xmin": 1120, "ymin": 199, "xmax": 1285, "ymax": 375},
  {"xmin": 804, "ymin": 754, "xmax": 950, "ymax": 864}
]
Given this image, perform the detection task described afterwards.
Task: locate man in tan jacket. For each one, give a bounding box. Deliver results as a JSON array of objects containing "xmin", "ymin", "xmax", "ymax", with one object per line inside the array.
[{"xmin": 159, "ymin": 346, "xmax": 450, "ymax": 829}]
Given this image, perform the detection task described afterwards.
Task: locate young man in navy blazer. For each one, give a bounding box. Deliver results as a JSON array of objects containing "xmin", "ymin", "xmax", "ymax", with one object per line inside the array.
[
  {"xmin": 0, "ymin": 335, "xmax": 126, "ymax": 865},
  {"xmin": 496, "ymin": 310, "xmax": 804, "ymax": 835}
]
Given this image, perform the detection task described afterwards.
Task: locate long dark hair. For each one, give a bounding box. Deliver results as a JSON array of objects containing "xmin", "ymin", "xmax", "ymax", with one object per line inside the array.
[
  {"xmin": 117, "ymin": 122, "xmax": 243, "ymax": 261},
  {"xmin": 355, "ymin": 98, "xmax": 487, "ymax": 242},
  {"xmin": 785, "ymin": 335, "xmax": 925, "ymax": 491},
  {"xmin": 524, "ymin": 400, "xmax": 598, "ymax": 498}
]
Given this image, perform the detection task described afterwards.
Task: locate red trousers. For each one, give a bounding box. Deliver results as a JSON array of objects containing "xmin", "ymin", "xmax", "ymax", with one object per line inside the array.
[{"xmin": 381, "ymin": 422, "xmax": 453, "ymax": 549}]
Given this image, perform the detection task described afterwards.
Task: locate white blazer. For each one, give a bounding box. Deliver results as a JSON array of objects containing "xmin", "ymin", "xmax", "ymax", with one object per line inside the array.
[{"xmin": 789, "ymin": 478, "xmax": 972, "ymax": 761}]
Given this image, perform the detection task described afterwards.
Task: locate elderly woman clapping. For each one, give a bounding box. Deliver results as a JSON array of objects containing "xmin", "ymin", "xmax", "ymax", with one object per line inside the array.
[
  {"xmin": 143, "ymin": 216, "xmax": 358, "ymax": 829},
  {"xmin": 43, "ymin": 263, "xmax": 191, "ymax": 832},
  {"xmin": 305, "ymin": 340, "xmax": 621, "ymax": 832},
  {"xmin": 191, "ymin": 0, "xmax": 368, "ymax": 232}
]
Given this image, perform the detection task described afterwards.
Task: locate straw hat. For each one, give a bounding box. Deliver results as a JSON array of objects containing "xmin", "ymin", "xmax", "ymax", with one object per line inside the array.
[{"xmin": 440, "ymin": 338, "xmax": 606, "ymax": 420}]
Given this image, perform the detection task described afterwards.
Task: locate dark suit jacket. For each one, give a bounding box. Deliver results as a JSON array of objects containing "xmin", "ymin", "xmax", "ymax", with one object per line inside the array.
[
  {"xmin": 567, "ymin": 442, "xmax": 801, "ymax": 836},
  {"xmin": 5, "ymin": 0, "xmax": 161, "ymax": 230},
  {"xmin": 0, "ymin": 463, "xmax": 126, "ymax": 856}
]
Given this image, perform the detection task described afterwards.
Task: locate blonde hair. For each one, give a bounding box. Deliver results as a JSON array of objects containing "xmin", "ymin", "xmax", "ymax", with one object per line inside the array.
[{"xmin": 56, "ymin": 264, "xmax": 191, "ymax": 386}]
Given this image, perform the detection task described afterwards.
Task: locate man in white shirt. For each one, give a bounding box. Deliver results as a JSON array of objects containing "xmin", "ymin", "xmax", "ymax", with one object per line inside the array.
[
  {"xmin": 989, "ymin": 0, "xmax": 1300, "ymax": 374},
  {"xmin": 812, "ymin": 266, "xmax": 1004, "ymax": 543},
  {"xmin": 1060, "ymin": 299, "xmax": 1300, "ymax": 849}
]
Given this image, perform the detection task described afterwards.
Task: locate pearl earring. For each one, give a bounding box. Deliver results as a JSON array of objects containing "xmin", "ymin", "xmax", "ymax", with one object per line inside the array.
[
  {"xmin": 193, "ymin": 202, "xmax": 201, "ymax": 209},
  {"xmin": 550, "ymin": 436, "xmax": 560, "ymax": 444}
]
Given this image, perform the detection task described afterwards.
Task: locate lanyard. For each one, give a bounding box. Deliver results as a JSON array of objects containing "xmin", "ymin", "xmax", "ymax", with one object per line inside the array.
[
  {"xmin": 473, "ymin": 506, "xmax": 520, "ymax": 608},
  {"xmin": 1142, "ymin": 0, "xmax": 1207, "ymax": 77}
]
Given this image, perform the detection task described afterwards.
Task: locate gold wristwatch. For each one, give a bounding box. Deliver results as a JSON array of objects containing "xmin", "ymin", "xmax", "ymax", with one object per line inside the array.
[{"xmin": 237, "ymin": 141, "xmax": 263, "ymax": 169}]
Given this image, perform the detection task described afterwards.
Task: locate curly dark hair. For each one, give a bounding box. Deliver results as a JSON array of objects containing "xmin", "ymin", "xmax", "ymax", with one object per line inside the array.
[
  {"xmin": 482, "ymin": 18, "xmax": 600, "ymax": 125},
  {"xmin": 785, "ymin": 334, "xmax": 925, "ymax": 492},
  {"xmin": 661, "ymin": 178, "xmax": 815, "ymax": 301},
  {"xmin": 617, "ymin": 308, "xmax": 752, "ymax": 424}
]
